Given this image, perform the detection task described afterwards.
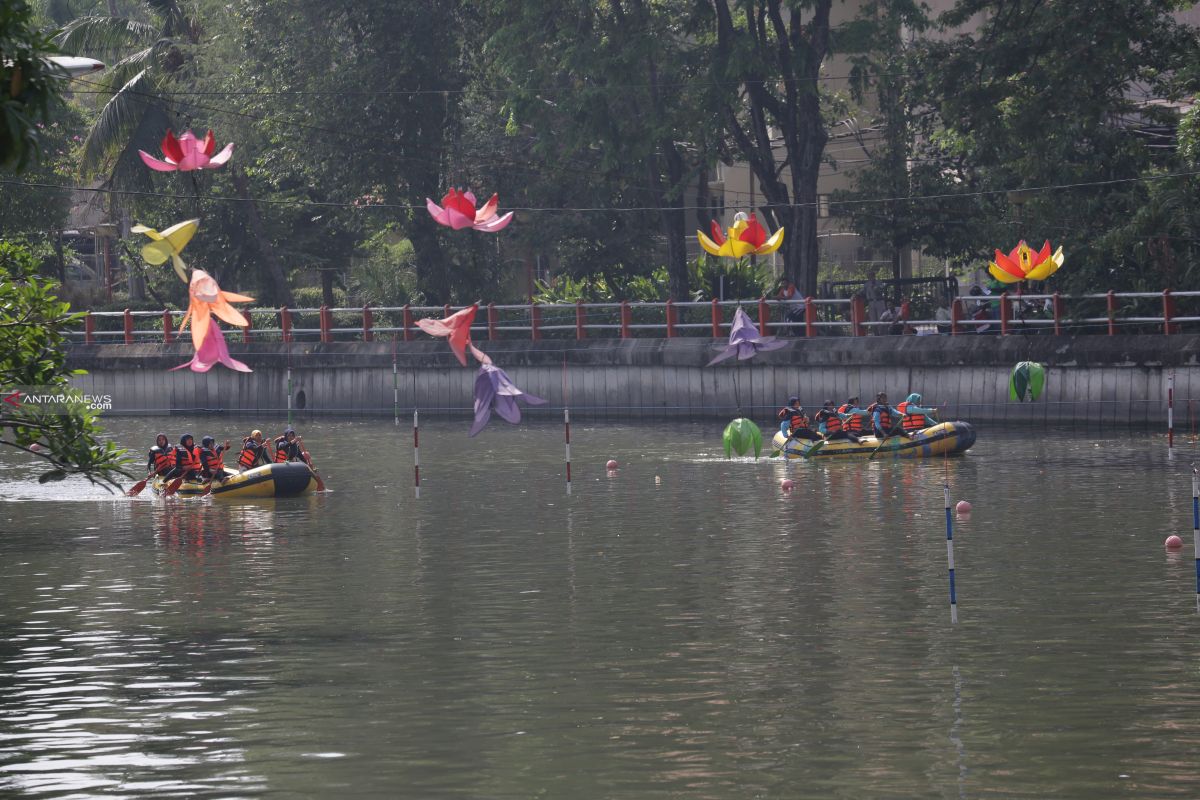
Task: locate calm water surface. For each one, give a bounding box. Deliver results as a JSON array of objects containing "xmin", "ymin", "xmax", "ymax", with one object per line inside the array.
[{"xmin": 1, "ymin": 418, "xmax": 1199, "ymax": 798}]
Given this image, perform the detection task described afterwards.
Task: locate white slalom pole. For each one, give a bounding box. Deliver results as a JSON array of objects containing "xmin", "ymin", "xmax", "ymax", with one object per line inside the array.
[
  {"xmin": 393, "ymin": 335, "xmax": 399, "ymax": 426},
  {"xmin": 945, "ymin": 481, "xmax": 958, "ymax": 624},
  {"xmin": 1168, "ymin": 371, "xmax": 1175, "ymax": 458},
  {"xmin": 286, "ymin": 366, "xmax": 293, "ymax": 428},
  {"xmin": 413, "ymin": 409, "xmax": 420, "ymax": 499},
  {"xmin": 564, "ymin": 407, "xmax": 572, "ymax": 495}
]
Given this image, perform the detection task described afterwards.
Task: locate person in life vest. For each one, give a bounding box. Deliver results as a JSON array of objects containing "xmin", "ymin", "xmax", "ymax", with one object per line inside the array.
[
  {"xmin": 866, "ymin": 392, "xmax": 902, "ymax": 438},
  {"xmin": 837, "ymin": 395, "xmax": 868, "ymax": 437},
  {"xmin": 815, "ymin": 399, "xmax": 858, "ymax": 442},
  {"xmin": 777, "ymin": 397, "xmax": 821, "ymax": 442},
  {"xmin": 237, "ymin": 429, "xmax": 271, "ymax": 471},
  {"xmin": 895, "ymin": 393, "xmax": 938, "ymax": 437},
  {"xmin": 199, "ymin": 436, "xmax": 232, "ymax": 481},
  {"xmin": 169, "ymin": 433, "xmax": 203, "ymax": 481},
  {"xmin": 273, "ymin": 427, "xmax": 313, "ymax": 466},
  {"xmin": 145, "ymin": 432, "xmax": 174, "ymax": 478}
]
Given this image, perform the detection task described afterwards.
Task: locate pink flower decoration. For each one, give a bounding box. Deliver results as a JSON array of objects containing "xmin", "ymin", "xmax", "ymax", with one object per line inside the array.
[
  {"xmin": 139, "ymin": 129, "xmax": 234, "ymax": 172},
  {"xmin": 426, "ymin": 188, "xmax": 513, "ymax": 232},
  {"xmin": 170, "ymin": 321, "xmax": 251, "ymax": 373}
]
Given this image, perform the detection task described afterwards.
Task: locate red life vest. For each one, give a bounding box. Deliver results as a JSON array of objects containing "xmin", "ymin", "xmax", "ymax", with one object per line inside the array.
[
  {"xmin": 201, "ymin": 447, "xmax": 224, "ymax": 472},
  {"xmin": 238, "ymin": 444, "xmax": 259, "ymax": 470},
  {"xmin": 868, "ymin": 403, "xmax": 893, "ymax": 431},
  {"xmin": 150, "ymin": 447, "xmax": 173, "ymax": 474},
  {"xmin": 818, "ymin": 409, "xmax": 842, "ymax": 433},
  {"xmin": 897, "ymin": 401, "xmax": 927, "ymax": 432},
  {"xmin": 274, "ymin": 436, "xmax": 301, "ymax": 462},
  {"xmin": 838, "ymin": 404, "xmax": 864, "ymax": 433},
  {"xmin": 176, "ymin": 445, "xmax": 201, "ymax": 473}
]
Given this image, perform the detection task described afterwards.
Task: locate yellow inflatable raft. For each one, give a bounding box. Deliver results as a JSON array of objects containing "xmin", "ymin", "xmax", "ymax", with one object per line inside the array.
[
  {"xmin": 771, "ymin": 421, "xmax": 976, "ymax": 460},
  {"xmin": 152, "ymin": 462, "xmax": 319, "ymax": 498}
]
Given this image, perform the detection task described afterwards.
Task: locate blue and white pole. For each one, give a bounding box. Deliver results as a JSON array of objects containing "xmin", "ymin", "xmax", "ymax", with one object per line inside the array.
[
  {"xmin": 1192, "ymin": 467, "xmax": 1198, "ymax": 611},
  {"xmin": 945, "ymin": 482, "xmax": 958, "ymax": 624}
]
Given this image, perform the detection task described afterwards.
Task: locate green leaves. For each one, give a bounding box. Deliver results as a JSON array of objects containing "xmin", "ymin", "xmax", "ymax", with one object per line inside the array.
[
  {"xmin": 1, "ymin": 1, "xmax": 66, "ymax": 172},
  {"xmin": 0, "ymin": 241, "xmax": 131, "ymax": 491}
]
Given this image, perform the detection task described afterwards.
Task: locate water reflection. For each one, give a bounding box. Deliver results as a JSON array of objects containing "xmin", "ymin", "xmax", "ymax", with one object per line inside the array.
[{"xmin": 1, "ymin": 421, "xmax": 1199, "ymax": 797}]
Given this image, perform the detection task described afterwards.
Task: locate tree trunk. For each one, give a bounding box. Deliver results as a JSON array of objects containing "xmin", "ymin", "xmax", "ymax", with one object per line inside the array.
[{"xmin": 231, "ymin": 168, "xmax": 294, "ymax": 306}]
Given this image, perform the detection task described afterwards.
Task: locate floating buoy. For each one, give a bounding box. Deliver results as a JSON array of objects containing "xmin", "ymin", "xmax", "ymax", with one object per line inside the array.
[
  {"xmin": 28, "ymin": 443, "xmax": 41, "ymax": 453},
  {"xmin": 606, "ymin": 459, "xmax": 618, "ymax": 470},
  {"xmin": 955, "ymin": 500, "xmax": 972, "ymax": 514},
  {"xmin": 1165, "ymin": 535, "xmax": 1184, "ymax": 550},
  {"xmin": 781, "ymin": 478, "xmax": 794, "ymax": 491},
  {"xmin": 654, "ymin": 476, "xmax": 662, "ymax": 485}
]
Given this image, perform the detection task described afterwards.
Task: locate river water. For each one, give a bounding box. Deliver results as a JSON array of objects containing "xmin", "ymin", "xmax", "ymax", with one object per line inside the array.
[{"xmin": 1, "ymin": 417, "xmax": 1199, "ymax": 798}]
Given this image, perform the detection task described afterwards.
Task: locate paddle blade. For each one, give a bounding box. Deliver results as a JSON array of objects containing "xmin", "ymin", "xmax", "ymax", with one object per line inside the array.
[
  {"xmin": 163, "ymin": 477, "xmax": 184, "ymax": 496},
  {"xmin": 802, "ymin": 440, "xmax": 826, "ymax": 459},
  {"xmin": 200, "ymin": 481, "xmax": 213, "ymax": 496},
  {"xmin": 126, "ymin": 478, "xmax": 148, "ymax": 496}
]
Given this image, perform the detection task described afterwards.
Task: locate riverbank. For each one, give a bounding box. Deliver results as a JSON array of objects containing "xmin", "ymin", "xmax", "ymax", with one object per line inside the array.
[{"xmin": 65, "ymin": 334, "xmax": 1200, "ymax": 424}]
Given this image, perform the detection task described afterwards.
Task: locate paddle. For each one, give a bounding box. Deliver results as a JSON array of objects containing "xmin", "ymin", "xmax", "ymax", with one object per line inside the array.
[
  {"xmin": 770, "ymin": 433, "xmax": 825, "ymax": 459},
  {"xmin": 303, "ymin": 452, "xmax": 326, "ymax": 491},
  {"xmin": 162, "ymin": 477, "xmax": 184, "ymax": 496},
  {"xmin": 867, "ymin": 421, "xmax": 905, "ymax": 461},
  {"xmin": 126, "ymin": 476, "xmax": 151, "ymax": 496}
]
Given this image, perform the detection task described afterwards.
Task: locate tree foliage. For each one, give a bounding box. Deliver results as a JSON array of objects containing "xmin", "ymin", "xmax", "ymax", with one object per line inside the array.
[
  {"xmin": 0, "ymin": 240, "xmax": 130, "ymax": 489},
  {"xmin": 1, "ymin": 0, "xmax": 67, "ymax": 171}
]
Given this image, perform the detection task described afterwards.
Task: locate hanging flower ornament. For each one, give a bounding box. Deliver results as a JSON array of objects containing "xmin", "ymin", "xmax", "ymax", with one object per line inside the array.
[
  {"xmin": 139, "ymin": 129, "xmax": 234, "ymax": 172},
  {"xmin": 131, "ymin": 218, "xmax": 199, "ymax": 282},
  {"xmin": 415, "ymin": 304, "xmax": 492, "ymax": 366},
  {"xmin": 988, "ymin": 240, "xmax": 1064, "ymax": 284},
  {"xmin": 426, "ymin": 188, "xmax": 513, "ymax": 232},
  {"xmin": 697, "ymin": 212, "xmax": 784, "ymax": 258},
  {"xmin": 469, "ymin": 363, "xmax": 547, "ymax": 437}
]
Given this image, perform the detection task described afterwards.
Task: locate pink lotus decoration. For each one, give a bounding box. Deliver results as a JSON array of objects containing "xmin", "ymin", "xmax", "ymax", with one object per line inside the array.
[
  {"xmin": 416, "ymin": 303, "xmax": 492, "ymax": 367},
  {"xmin": 426, "ymin": 188, "xmax": 513, "ymax": 232},
  {"xmin": 171, "ymin": 320, "xmax": 250, "ymax": 373},
  {"xmin": 139, "ymin": 129, "xmax": 234, "ymax": 172}
]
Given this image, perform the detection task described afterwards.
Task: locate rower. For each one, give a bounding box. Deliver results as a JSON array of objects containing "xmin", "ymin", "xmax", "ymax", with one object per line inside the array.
[
  {"xmin": 236, "ymin": 429, "xmax": 272, "ymax": 471},
  {"xmin": 273, "ymin": 427, "xmax": 312, "ymax": 466},
  {"xmin": 172, "ymin": 433, "xmax": 203, "ymax": 482},
  {"xmin": 815, "ymin": 399, "xmax": 857, "ymax": 442},
  {"xmin": 896, "ymin": 393, "xmax": 938, "ymax": 437},
  {"xmin": 838, "ymin": 396, "xmax": 868, "ymax": 438},
  {"xmin": 777, "ymin": 398, "xmax": 821, "ymax": 442},
  {"xmin": 199, "ymin": 436, "xmax": 231, "ymax": 481},
  {"xmin": 865, "ymin": 392, "xmax": 902, "ymax": 438},
  {"xmin": 145, "ymin": 433, "xmax": 173, "ymax": 479}
]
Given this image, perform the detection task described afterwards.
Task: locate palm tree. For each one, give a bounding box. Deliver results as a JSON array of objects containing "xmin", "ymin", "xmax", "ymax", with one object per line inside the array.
[{"xmin": 54, "ymin": 0, "xmax": 200, "ymax": 189}]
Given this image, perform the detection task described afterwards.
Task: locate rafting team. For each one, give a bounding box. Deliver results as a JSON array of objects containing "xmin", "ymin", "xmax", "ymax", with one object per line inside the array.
[
  {"xmin": 145, "ymin": 427, "xmax": 314, "ymax": 485},
  {"xmin": 777, "ymin": 392, "xmax": 938, "ymax": 444}
]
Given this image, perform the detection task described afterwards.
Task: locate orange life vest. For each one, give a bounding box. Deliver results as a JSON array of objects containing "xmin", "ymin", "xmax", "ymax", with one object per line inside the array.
[
  {"xmin": 201, "ymin": 447, "xmax": 224, "ymax": 472},
  {"xmin": 274, "ymin": 436, "xmax": 301, "ymax": 462},
  {"xmin": 838, "ymin": 404, "xmax": 864, "ymax": 433},
  {"xmin": 150, "ymin": 447, "xmax": 173, "ymax": 474},
  {"xmin": 238, "ymin": 442, "xmax": 261, "ymax": 470},
  {"xmin": 176, "ymin": 445, "xmax": 201, "ymax": 473},
  {"xmin": 897, "ymin": 401, "xmax": 927, "ymax": 432},
  {"xmin": 868, "ymin": 403, "xmax": 893, "ymax": 432},
  {"xmin": 818, "ymin": 409, "xmax": 842, "ymax": 433}
]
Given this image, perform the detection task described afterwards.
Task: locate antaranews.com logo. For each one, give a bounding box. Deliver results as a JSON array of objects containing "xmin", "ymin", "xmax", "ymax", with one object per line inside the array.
[{"xmin": 2, "ymin": 387, "xmax": 114, "ymax": 413}]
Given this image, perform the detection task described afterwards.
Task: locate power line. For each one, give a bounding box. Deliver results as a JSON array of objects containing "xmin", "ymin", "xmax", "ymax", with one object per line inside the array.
[{"xmin": 6, "ymin": 169, "xmax": 1198, "ymax": 214}]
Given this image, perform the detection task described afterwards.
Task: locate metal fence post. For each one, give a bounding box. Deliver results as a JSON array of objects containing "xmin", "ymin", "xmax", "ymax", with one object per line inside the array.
[
  {"xmin": 575, "ymin": 300, "xmax": 587, "ymax": 340},
  {"xmin": 281, "ymin": 306, "xmax": 292, "ymax": 343},
  {"xmin": 402, "ymin": 304, "xmax": 413, "ymax": 342},
  {"xmin": 123, "ymin": 308, "xmax": 133, "ymax": 344},
  {"xmin": 531, "ymin": 303, "xmax": 542, "ymax": 341},
  {"xmin": 162, "ymin": 309, "xmax": 174, "ymax": 343},
  {"xmin": 362, "ymin": 305, "xmax": 374, "ymax": 342},
  {"xmin": 620, "ymin": 301, "xmax": 631, "ymax": 339},
  {"xmin": 665, "ymin": 299, "xmax": 677, "ymax": 338},
  {"xmin": 757, "ymin": 296, "xmax": 769, "ymax": 336}
]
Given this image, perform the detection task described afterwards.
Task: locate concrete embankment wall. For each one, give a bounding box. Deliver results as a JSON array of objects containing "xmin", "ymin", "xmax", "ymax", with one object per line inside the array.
[{"xmin": 65, "ymin": 334, "xmax": 1200, "ymax": 426}]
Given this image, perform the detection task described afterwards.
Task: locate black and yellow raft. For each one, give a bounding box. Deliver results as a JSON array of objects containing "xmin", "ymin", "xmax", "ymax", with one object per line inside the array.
[
  {"xmin": 152, "ymin": 462, "xmax": 319, "ymax": 498},
  {"xmin": 771, "ymin": 421, "xmax": 976, "ymax": 460}
]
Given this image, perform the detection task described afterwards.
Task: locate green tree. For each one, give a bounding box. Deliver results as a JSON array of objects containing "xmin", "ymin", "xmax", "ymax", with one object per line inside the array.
[
  {"xmin": 54, "ymin": 0, "xmax": 201, "ymax": 188},
  {"xmin": 842, "ymin": 0, "xmax": 1199, "ymax": 291},
  {"xmin": 488, "ymin": 0, "xmax": 722, "ymax": 301},
  {"xmin": 698, "ymin": 0, "xmax": 836, "ymax": 298},
  {"xmin": 0, "ymin": 240, "xmax": 129, "ymax": 489},
  {"xmin": 1, "ymin": 0, "xmax": 67, "ymax": 171}
]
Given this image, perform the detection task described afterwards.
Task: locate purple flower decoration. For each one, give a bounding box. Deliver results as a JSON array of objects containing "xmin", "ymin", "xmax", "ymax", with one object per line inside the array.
[
  {"xmin": 469, "ymin": 364, "xmax": 548, "ymax": 437},
  {"xmin": 707, "ymin": 307, "xmax": 789, "ymax": 366}
]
